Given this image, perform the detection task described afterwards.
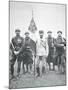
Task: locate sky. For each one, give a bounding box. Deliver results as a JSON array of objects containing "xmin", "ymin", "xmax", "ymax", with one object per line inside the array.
[{"xmin": 10, "ymin": 1, "xmax": 66, "ymax": 41}]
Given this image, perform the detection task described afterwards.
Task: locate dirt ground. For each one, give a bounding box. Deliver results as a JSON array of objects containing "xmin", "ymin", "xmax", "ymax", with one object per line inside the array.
[{"xmin": 9, "ymin": 62, "xmax": 66, "ymax": 89}]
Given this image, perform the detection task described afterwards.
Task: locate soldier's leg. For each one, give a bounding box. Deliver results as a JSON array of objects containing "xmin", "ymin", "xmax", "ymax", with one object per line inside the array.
[
  {"xmin": 49, "ymin": 55, "xmax": 51, "ymax": 70},
  {"xmin": 30, "ymin": 64, "xmax": 32, "ymax": 70},
  {"xmin": 17, "ymin": 61, "xmax": 21, "ymax": 76},
  {"xmin": 39, "ymin": 60, "xmax": 43, "ymax": 76},
  {"xmin": 53, "ymin": 59, "xmax": 55, "ymax": 71},
  {"xmin": 26, "ymin": 64, "xmax": 28, "ymax": 73},
  {"xmin": 36, "ymin": 56, "xmax": 40, "ymax": 77},
  {"xmin": 22, "ymin": 62, "xmax": 25, "ymax": 74},
  {"xmin": 51, "ymin": 55, "xmax": 55, "ymax": 70},
  {"xmin": 57, "ymin": 55, "xmax": 61, "ymax": 72},
  {"xmin": 60, "ymin": 55, "xmax": 65, "ymax": 73},
  {"xmin": 47, "ymin": 55, "xmax": 50, "ymax": 70},
  {"xmin": 17, "ymin": 55, "xmax": 22, "ymax": 77},
  {"xmin": 10, "ymin": 55, "xmax": 16, "ymax": 79},
  {"xmin": 42, "ymin": 56, "xmax": 47, "ymax": 73}
]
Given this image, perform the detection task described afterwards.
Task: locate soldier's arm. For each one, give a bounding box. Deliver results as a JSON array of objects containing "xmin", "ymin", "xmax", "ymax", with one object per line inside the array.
[
  {"xmin": 63, "ymin": 38, "xmax": 66, "ymax": 46},
  {"xmin": 54, "ymin": 38, "xmax": 63, "ymax": 47},
  {"xmin": 11, "ymin": 38, "xmax": 15, "ymax": 51}
]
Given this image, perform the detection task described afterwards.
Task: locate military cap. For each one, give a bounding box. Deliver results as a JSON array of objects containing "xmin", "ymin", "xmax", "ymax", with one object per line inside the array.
[
  {"xmin": 25, "ymin": 32, "xmax": 29, "ymax": 35},
  {"xmin": 47, "ymin": 31, "xmax": 52, "ymax": 33},
  {"xmin": 57, "ymin": 31, "xmax": 62, "ymax": 34},
  {"xmin": 39, "ymin": 30, "xmax": 44, "ymax": 34},
  {"xmin": 15, "ymin": 29, "xmax": 20, "ymax": 32}
]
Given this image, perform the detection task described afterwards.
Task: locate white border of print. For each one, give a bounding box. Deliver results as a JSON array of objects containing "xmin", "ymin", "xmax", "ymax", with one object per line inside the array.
[{"xmin": 0, "ymin": 0, "xmax": 68, "ymax": 90}]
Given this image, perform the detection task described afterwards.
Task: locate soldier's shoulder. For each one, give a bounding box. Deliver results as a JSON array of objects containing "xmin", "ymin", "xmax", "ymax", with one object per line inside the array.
[{"xmin": 11, "ymin": 36, "xmax": 16, "ymax": 40}]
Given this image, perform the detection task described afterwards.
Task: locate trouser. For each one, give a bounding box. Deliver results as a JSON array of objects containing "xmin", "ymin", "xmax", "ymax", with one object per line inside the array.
[
  {"xmin": 36, "ymin": 56, "xmax": 46, "ymax": 76},
  {"xmin": 56, "ymin": 54, "xmax": 66, "ymax": 73},
  {"xmin": 10, "ymin": 54, "xmax": 16, "ymax": 77},
  {"xmin": 47, "ymin": 54, "xmax": 55, "ymax": 70},
  {"xmin": 17, "ymin": 54, "xmax": 23, "ymax": 75}
]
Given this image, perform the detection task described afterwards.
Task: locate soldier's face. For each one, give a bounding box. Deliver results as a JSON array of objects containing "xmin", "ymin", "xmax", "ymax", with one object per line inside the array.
[
  {"xmin": 25, "ymin": 34, "xmax": 29, "ymax": 38},
  {"xmin": 48, "ymin": 33, "xmax": 52, "ymax": 37},
  {"xmin": 39, "ymin": 33, "xmax": 43, "ymax": 38},
  {"xmin": 16, "ymin": 32, "xmax": 20, "ymax": 36},
  {"xmin": 58, "ymin": 32, "xmax": 62, "ymax": 37}
]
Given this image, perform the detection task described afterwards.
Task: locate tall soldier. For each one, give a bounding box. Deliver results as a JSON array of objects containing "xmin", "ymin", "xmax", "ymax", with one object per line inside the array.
[
  {"xmin": 36, "ymin": 30, "xmax": 49, "ymax": 77},
  {"xmin": 47, "ymin": 31, "xmax": 55, "ymax": 70},
  {"xmin": 10, "ymin": 29, "xmax": 24, "ymax": 79},
  {"xmin": 54, "ymin": 31, "xmax": 66, "ymax": 72}
]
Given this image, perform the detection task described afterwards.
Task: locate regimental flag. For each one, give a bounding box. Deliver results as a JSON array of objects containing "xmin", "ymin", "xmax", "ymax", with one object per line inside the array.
[{"xmin": 28, "ymin": 17, "xmax": 37, "ymax": 33}]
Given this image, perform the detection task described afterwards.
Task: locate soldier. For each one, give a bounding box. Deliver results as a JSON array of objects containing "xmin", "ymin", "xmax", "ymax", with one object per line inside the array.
[
  {"xmin": 22, "ymin": 32, "xmax": 36, "ymax": 74},
  {"xmin": 54, "ymin": 31, "xmax": 66, "ymax": 72},
  {"xmin": 47, "ymin": 31, "xmax": 55, "ymax": 70},
  {"xmin": 36, "ymin": 30, "xmax": 49, "ymax": 77},
  {"xmin": 10, "ymin": 29, "xmax": 24, "ymax": 79}
]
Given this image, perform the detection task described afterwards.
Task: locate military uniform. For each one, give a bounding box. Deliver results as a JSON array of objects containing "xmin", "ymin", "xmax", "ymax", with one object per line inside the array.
[
  {"xmin": 54, "ymin": 35, "xmax": 65, "ymax": 67},
  {"xmin": 10, "ymin": 35, "xmax": 24, "ymax": 77},
  {"xmin": 36, "ymin": 30, "xmax": 48, "ymax": 76}
]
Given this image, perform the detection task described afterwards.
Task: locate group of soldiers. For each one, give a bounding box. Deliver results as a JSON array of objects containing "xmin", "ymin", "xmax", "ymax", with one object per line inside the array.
[{"xmin": 9, "ymin": 29, "xmax": 66, "ymax": 80}]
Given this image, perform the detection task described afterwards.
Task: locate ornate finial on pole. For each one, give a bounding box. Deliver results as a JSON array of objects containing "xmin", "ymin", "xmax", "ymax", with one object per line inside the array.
[
  {"xmin": 32, "ymin": 9, "xmax": 33, "ymax": 18},
  {"xmin": 28, "ymin": 9, "xmax": 37, "ymax": 33}
]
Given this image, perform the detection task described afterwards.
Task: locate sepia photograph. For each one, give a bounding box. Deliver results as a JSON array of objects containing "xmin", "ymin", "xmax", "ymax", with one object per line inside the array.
[{"xmin": 9, "ymin": 1, "xmax": 66, "ymax": 89}]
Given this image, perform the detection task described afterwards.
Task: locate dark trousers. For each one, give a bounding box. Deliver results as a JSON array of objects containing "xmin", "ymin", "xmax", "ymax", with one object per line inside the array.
[
  {"xmin": 56, "ymin": 55, "xmax": 62, "ymax": 66},
  {"xmin": 10, "ymin": 54, "xmax": 16, "ymax": 76},
  {"xmin": 47, "ymin": 54, "xmax": 55, "ymax": 70},
  {"xmin": 10, "ymin": 53, "xmax": 23, "ymax": 76},
  {"xmin": 17, "ymin": 54, "xmax": 23, "ymax": 75}
]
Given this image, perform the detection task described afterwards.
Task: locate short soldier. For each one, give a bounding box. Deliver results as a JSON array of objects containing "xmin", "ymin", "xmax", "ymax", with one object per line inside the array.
[
  {"xmin": 54, "ymin": 31, "xmax": 66, "ymax": 72},
  {"xmin": 47, "ymin": 31, "xmax": 55, "ymax": 70},
  {"xmin": 10, "ymin": 29, "xmax": 24, "ymax": 79},
  {"xmin": 36, "ymin": 30, "xmax": 49, "ymax": 77}
]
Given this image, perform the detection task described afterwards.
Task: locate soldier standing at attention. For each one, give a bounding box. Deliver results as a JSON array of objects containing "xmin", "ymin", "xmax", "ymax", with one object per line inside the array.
[
  {"xmin": 47, "ymin": 31, "xmax": 55, "ymax": 70},
  {"xmin": 22, "ymin": 32, "xmax": 35, "ymax": 74},
  {"xmin": 10, "ymin": 29, "xmax": 24, "ymax": 79},
  {"xmin": 36, "ymin": 30, "xmax": 49, "ymax": 77},
  {"xmin": 54, "ymin": 31, "xmax": 66, "ymax": 72}
]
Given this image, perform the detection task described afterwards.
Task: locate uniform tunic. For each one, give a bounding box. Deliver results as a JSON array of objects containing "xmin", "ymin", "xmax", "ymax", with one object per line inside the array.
[{"xmin": 12, "ymin": 36, "xmax": 24, "ymax": 52}]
